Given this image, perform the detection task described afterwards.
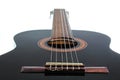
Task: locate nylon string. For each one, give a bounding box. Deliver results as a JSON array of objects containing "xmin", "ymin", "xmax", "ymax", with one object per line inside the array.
[
  {"xmin": 60, "ymin": 10, "xmax": 69, "ymax": 69},
  {"xmin": 62, "ymin": 10, "xmax": 75, "ymax": 70},
  {"xmin": 64, "ymin": 10, "xmax": 80, "ymax": 69}
]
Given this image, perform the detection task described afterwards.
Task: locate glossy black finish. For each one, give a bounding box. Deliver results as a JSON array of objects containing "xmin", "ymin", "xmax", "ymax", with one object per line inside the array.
[{"xmin": 0, "ymin": 30, "xmax": 120, "ymax": 80}]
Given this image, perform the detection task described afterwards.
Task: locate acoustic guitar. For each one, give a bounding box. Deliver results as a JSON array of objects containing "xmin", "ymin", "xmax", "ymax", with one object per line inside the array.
[{"xmin": 0, "ymin": 9, "xmax": 120, "ymax": 80}]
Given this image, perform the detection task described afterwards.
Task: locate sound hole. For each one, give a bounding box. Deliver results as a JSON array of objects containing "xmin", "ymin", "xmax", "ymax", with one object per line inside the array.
[
  {"xmin": 47, "ymin": 37, "xmax": 78, "ymax": 49},
  {"xmin": 38, "ymin": 37, "xmax": 87, "ymax": 52}
]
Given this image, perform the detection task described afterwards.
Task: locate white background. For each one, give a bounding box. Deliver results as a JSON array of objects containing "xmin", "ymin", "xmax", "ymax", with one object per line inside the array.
[{"xmin": 0, "ymin": 0, "xmax": 120, "ymax": 55}]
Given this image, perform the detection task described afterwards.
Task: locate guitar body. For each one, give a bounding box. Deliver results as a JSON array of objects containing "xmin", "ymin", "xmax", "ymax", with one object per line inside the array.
[{"xmin": 0, "ymin": 30, "xmax": 120, "ymax": 80}]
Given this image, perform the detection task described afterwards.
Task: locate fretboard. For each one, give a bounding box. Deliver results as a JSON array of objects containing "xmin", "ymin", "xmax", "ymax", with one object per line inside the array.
[{"xmin": 51, "ymin": 9, "xmax": 73, "ymax": 39}]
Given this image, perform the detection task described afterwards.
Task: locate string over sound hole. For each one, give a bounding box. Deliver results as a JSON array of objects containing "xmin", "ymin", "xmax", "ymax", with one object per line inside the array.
[{"xmin": 47, "ymin": 37, "xmax": 78, "ymax": 49}]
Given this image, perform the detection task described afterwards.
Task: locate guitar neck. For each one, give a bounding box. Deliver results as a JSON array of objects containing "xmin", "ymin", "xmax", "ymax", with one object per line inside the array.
[{"xmin": 51, "ymin": 9, "xmax": 73, "ymax": 39}]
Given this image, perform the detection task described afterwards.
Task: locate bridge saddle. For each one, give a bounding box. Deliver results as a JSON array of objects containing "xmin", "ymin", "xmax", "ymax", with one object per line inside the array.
[{"xmin": 45, "ymin": 62, "xmax": 85, "ymax": 75}]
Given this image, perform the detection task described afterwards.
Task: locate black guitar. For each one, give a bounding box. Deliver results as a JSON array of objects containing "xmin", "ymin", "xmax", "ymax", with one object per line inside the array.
[{"xmin": 0, "ymin": 9, "xmax": 120, "ymax": 80}]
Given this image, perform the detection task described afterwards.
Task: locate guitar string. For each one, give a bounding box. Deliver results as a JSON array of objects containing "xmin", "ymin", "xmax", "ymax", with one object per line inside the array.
[
  {"xmin": 60, "ymin": 9, "xmax": 69, "ymax": 70},
  {"xmin": 60, "ymin": 10, "xmax": 64, "ymax": 70},
  {"xmin": 65, "ymin": 11, "xmax": 80, "ymax": 69},
  {"xmin": 50, "ymin": 11, "xmax": 54, "ymax": 70},
  {"xmin": 55, "ymin": 10, "xmax": 58, "ymax": 70},
  {"xmin": 50, "ymin": 9, "xmax": 80, "ymax": 70},
  {"xmin": 62, "ymin": 10, "xmax": 74, "ymax": 70}
]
